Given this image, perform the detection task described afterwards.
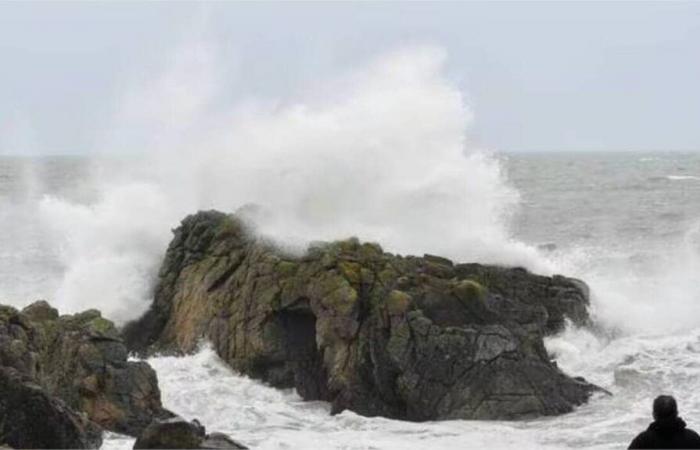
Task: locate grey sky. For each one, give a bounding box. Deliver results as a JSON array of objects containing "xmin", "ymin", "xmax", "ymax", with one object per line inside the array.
[{"xmin": 1, "ymin": 1, "xmax": 699, "ymax": 154}]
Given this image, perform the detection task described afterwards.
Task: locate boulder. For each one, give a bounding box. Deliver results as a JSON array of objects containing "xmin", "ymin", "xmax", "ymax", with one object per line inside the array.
[
  {"xmin": 0, "ymin": 302, "xmax": 171, "ymax": 437},
  {"xmin": 134, "ymin": 417, "xmax": 247, "ymax": 449},
  {"xmin": 124, "ymin": 210, "xmax": 601, "ymax": 421},
  {"xmin": 0, "ymin": 366, "xmax": 102, "ymax": 449}
]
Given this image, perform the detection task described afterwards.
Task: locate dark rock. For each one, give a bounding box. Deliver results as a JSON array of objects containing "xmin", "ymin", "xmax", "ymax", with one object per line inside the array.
[
  {"xmin": 124, "ymin": 210, "xmax": 602, "ymax": 421},
  {"xmin": 134, "ymin": 417, "xmax": 247, "ymax": 449},
  {"xmin": 201, "ymin": 432, "xmax": 248, "ymax": 449},
  {"xmin": 0, "ymin": 366, "xmax": 102, "ymax": 449},
  {"xmin": 21, "ymin": 300, "xmax": 59, "ymax": 322},
  {"xmin": 0, "ymin": 302, "xmax": 171, "ymax": 437}
]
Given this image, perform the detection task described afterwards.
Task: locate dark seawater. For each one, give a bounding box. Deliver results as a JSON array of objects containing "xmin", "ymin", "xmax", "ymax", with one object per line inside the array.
[{"xmin": 508, "ymin": 152, "xmax": 700, "ymax": 250}]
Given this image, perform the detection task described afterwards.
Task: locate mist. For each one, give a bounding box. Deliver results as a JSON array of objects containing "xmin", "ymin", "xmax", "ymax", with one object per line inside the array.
[{"xmin": 29, "ymin": 43, "xmax": 548, "ymax": 324}]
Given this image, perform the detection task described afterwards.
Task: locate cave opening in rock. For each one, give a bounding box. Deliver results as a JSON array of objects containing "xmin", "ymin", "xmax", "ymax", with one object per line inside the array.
[{"xmin": 275, "ymin": 307, "xmax": 328, "ymax": 401}]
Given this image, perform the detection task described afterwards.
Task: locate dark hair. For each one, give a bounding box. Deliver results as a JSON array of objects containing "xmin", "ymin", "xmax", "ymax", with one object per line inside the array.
[{"xmin": 653, "ymin": 395, "xmax": 678, "ymax": 420}]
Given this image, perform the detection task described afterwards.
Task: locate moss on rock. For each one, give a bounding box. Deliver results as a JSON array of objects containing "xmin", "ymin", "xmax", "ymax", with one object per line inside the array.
[
  {"xmin": 122, "ymin": 210, "xmax": 600, "ymax": 423},
  {"xmin": 455, "ymin": 279, "xmax": 487, "ymax": 304}
]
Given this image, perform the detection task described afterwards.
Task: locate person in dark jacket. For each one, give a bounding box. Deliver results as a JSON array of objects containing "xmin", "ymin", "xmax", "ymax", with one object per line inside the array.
[{"xmin": 629, "ymin": 395, "xmax": 700, "ymax": 449}]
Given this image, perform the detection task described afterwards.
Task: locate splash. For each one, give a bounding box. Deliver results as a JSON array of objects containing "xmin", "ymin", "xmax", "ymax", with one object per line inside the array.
[
  {"xmin": 546, "ymin": 219, "xmax": 700, "ymax": 335},
  {"xmin": 34, "ymin": 44, "xmax": 548, "ymax": 323}
]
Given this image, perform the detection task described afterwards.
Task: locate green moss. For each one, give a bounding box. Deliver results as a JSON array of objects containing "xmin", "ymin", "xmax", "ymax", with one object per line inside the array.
[
  {"xmin": 360, "ymin": 267, "xmax": 375, "ymax": 285},
  {"xmin": 386, "ymin": 320, "xmax": 411, "ymax": 360},
  {"xmin": 87, "ymin": 317, "xmax": 117, "ymax": 336},
  {"xmin": 276, "ymin": 261, "xmax": 299, "ymax": 277},
  {"xmin": 329, "ymin": 285, "xmax": 358, "ymax": 315},
  {"xmin": 314, "ymin": 275, "xmax": 358, "ymax": 315},
  {"xmin": 338, "ymin": 261, "xmax": 362, "ymax": 285},
  {"xmin": 386, "ymin": 290, "xmax": 412, "ymax": 315},
  {"xmin": 337, "ymin": 237, "xmax": 361, "ymax": 253},
  {"xmin": 215, "ymin": 216, "xmax": 244, "ymax": 238},
  {"xmin": 454, "ymin": 279, "xmax": 486, "ymax": 304},
  {"xmin": 0, "ymin": 305, "xmax": 18, "ymax": 321},
  {"xmin": 377, "ymin": 267, "xmax": 399, "ymax": 286},
  {"xmin": 359, "ymin": 242, "xmax": 383, "ymax": 260},
  {"xmin": 62, "ymin": 309, "xmax": 102, "ymax": 326},
  {"xmin": 320, "ymin": 251, "xmax": 337, "ymax": 269}
]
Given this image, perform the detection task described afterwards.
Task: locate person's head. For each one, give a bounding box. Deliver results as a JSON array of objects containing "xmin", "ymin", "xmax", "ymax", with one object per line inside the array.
[{"xmin": 653, "ymin": 395, "xmax": 678, "ymax": 421}]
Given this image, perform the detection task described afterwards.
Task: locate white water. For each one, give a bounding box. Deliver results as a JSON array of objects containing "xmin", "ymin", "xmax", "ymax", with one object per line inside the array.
[
  {"xmin": 2, "ymin": 42, "xmax": 700, "ymax": 449},
  {"xmin": 98, "ymin": 323, "xmax": 700, "ymax": 450},
  {"xmin": 29, "ymin": 44, "xmax": 551, "ymax": 324}
]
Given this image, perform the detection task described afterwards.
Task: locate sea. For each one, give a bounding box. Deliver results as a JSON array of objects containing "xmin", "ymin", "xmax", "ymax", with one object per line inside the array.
[{"xmin": 1, "ymin": 151, "xmax": 700, "ymax": 449}]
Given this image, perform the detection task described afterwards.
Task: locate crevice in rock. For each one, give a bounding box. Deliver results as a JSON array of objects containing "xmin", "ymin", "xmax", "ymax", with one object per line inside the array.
[{"xmin": 273, "ymin": 307, "xmax": 328, "ymax": 401}]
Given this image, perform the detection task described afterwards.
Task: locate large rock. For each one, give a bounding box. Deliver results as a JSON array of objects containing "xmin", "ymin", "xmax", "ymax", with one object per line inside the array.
[
  {"xmin": 0, "ymin": 366, "xmax": 102, "ymax": 449},
  {"xmin": 133, "ymin": 417, "xmax": 247, "ymax": 449},
  {"xmin": 124, "ymin": 210, "xmax": 601, "ymax": 421},
  {"xmin": 0, "ymin": 302, "xmax": 171, "ymax": 437}
]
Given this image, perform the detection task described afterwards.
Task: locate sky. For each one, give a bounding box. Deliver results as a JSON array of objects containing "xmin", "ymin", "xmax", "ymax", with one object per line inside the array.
[{"xmin": 1, "ymin": 1, "xmax": 699, "ymax": 155}]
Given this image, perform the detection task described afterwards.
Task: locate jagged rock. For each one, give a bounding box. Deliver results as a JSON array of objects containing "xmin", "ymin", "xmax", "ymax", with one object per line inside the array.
[
  {"xmin": 201, "ymin": 432, "xmax": 248, "ymax": 449},
  {"xmin": 0, "ymin": 302, "xmax": 171, "ymax": 437},
  {"xmin": 0, "ymin": 366, "xmax": 102, "ymax": 449},
  {"xmin": 124, "ymin": 210, "xmax": 601, "ymax": 421},
  {"xmin": 134, "ymin": 417, "xmax": 247, "ymax": 449}
]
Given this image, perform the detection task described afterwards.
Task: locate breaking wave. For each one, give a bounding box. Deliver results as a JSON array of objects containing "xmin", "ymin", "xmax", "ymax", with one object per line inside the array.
[{"xmin": 30, "ymin": 44, "xmax": 549, "ymax": 323}]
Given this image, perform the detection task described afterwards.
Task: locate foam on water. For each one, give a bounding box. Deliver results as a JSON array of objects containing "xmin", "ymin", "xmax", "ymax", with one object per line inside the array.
[
  {"xmin": 667, "ymin": 175, "xmax": 700, "ymax": 181},
  {"xmin": 103, "ymin": 346, "xmax": 563, "ymax": 450},
  {"xmin": 99, "ymin": 322, "xmax": 700, "ymax": 450}
]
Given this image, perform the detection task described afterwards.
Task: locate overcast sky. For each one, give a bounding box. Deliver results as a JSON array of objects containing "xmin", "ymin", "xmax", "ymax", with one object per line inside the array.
[{"xmin": 1, "ymin": 1, "xmax": 699, "ymax": 154}]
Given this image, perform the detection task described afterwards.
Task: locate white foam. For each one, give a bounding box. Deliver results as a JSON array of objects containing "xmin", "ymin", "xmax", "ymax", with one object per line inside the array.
[
  {"xmin": 103, "ymin": 345, "xmax": 563, "ymax": 450},
  {"xmin": 667, "ymin": 175, "xmax": 700, "ymax": 181},
  {"xmin": 32, "ymin": 43, "xmax": 550, "ymax": 323},
  {"xmin": 548, "ymin": 220, "xmax": 700, "ymax": 334},
  {"xmin": 105, "ymin": 335, "xmax": 700, "ymax": 450}
]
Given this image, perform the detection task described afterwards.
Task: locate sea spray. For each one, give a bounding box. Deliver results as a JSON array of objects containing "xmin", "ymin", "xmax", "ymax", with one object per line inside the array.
[
  {"xmin": 34, "ymin": 45, "xmax": 549, "ymax": 323},
  {"xmin": 548, "ymin": 220, "xmax": 700, "ymax": 335}
]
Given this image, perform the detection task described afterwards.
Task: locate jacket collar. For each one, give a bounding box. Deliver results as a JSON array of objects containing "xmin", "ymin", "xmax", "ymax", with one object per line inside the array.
[{"xmin": 649, "ymin": 416, "xmax": 687, "ymax": 435}]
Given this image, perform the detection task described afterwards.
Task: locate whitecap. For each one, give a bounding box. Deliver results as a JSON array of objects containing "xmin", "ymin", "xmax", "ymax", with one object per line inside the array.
[{"xmin": 666, "ymin": 175, "xmax": 700, "ymax": 181}]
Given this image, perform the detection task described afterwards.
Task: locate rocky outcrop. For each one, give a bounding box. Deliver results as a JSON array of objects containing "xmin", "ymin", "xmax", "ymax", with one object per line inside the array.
[
  {"xmin": 133, "ymin": 417, "xmax": 248, "ymax": 449},
  {"xmin": 125, "ymin": 210, "xmax": 601, "ymax": 421},
  {"xmin": 0, "ymin": 367, "xmax": 102, "ymax": 449},
  {"xmin": 0, "ymin": 302, "xmax": 171, "ymax": 440}
]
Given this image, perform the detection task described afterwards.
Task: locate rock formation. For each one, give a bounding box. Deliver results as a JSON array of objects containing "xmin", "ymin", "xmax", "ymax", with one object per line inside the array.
[
  {"xmin": 124, "ymin": 210, "xmax": 602, "ymax": 421},
  {"xmin": 0, "ymin": 366, "xmax": 102, "ymax": 449},
  {"xmin": 0, "ymin": 301, "xmax": 171, "ymax": 447},
  {"xmin": 133, "ymin": 417, "xmax": 248, "ymax": 449}
]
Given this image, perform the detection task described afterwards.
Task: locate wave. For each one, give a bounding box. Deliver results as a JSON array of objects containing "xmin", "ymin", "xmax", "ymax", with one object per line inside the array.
[
  {"xmin": 666, "ymin": 175, "xmax": 700, "ymax": 181},
  {"xmin": 103, "ymin": 345, "xmax": 564, "ymax": 450},
  {"xmin": 4, "ymin": 37, "xmax": 699, "ymax": 342},
  {"xmin": 25, "ymin": 43, "xmax": 552, "ymax": 324},
  {"xmin": 3, "ymin": 33, "xmax": 700, "ymax": 450}
]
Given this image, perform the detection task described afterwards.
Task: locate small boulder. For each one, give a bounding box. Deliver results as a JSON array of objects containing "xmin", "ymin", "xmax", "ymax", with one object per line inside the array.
[
  {"xmin": 201, "ymin": 432, "xmax": 249, "ymax": 449},
  {"xmin": 21, "ymin": 300, "xmax": 59, "ymax": 322},
  {"xmin": 134, "ymin": 417, "xmax": 247, "ymax": 449},
  {"xmin": 1, "ymin": 301, "xmax": 172, "ymax": 437},
  {"xmin": 0, "ymin": 367, "xmax": 103, "ymax": 449}
]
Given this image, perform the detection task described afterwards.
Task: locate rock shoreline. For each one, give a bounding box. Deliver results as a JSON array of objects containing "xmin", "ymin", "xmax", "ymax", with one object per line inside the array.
[
  {"xmin": 0, "ymin": 301, "xmax": 241, "ymax": 449},
  {"xmin": 0, "ymin": 209, "xmax": 603, "ymax": 448}
]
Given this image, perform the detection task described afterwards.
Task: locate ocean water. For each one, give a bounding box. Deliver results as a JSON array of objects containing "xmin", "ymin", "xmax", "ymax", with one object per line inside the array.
[{"xmin": 2, "ymin": 151, "xmax": 700, "ymax": 449}]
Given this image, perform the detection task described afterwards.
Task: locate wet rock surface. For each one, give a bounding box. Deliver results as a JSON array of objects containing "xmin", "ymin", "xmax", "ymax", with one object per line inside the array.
[
  {"xmin": 134, "ymin": 417, "xmax": 248, "ymax": 449},
  {"xmin": 0, "ymin": 301, "xmax": 171, "ymax": 444},
  {"xmin": 0, "ymin": 366, "xmax": 103, "ymax": 449},
  {"xmin": 125, "ymin": 210, "xmax": 602, "ymax": 421}
]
